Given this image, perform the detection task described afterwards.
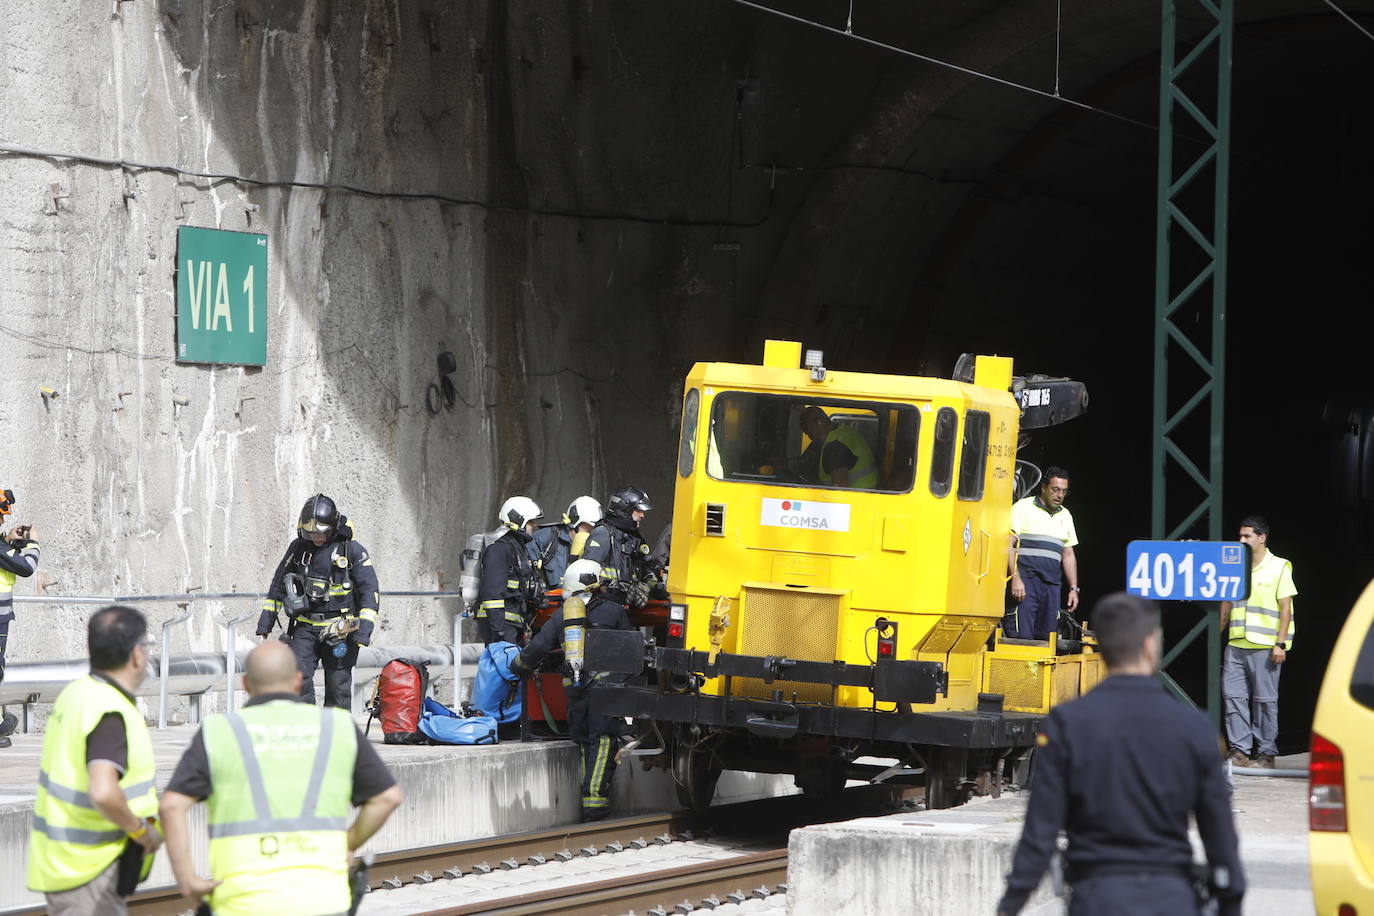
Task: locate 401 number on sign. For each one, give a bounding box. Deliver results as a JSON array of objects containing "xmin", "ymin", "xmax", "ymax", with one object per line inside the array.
[{"xmin": 1124, "ymin": 541, "xmax": 1250, "ymax": 602}]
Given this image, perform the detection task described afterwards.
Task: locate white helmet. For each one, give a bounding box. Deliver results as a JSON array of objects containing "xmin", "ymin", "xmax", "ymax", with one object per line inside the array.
[
  {"xmin": 562, "ymin": 558, "xmax": 606, "ymax": 596},
  {"xmin": 564, "ymin": 495, "xmax": 603, "ymax": 530},
  {"xmin": 498, "ymin": 496, "xmax": 542, "ymax": 531}
]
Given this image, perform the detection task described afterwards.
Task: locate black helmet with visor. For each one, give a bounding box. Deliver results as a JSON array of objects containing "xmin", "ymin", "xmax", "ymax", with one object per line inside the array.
[{"xmin": 298, "ymin": 493, "xmax": 340, "ymax": 540}]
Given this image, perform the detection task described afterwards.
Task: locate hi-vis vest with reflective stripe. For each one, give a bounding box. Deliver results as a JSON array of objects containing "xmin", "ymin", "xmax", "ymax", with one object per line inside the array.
[
  {"xmin": 818, "ymin": 425, "xmax": 878, "ymax": 488},
  {"xmin": 1229, "ymin": 551, "xmax": 1296, "ymax": 649},
  {"xmin": 1010, "ymin": 496, "xmax": 1077, "ymax": 583},
  {"xmin": 28, "ymin": 675, "xmax": 158, "ymax": 893},
  {"xmin": 0, "ymin": 567, "xmax": 15, "ymax": 611},
  {"xmin": 203, "ymin": 700, "xmax": 357, "ymax": 916},
  {"xmin": 1, "ymin": 539, "xmax": 40, "ymax": 615}
]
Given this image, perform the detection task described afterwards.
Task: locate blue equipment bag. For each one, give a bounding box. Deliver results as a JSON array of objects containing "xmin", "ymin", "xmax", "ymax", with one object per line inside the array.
[
  {"xmin": 418, "ymin": 697, "xmax": 498, "ymax": 746},
  {"xmin": 472, "ymin": 641, "xmax": 523, "ymax": 724}
]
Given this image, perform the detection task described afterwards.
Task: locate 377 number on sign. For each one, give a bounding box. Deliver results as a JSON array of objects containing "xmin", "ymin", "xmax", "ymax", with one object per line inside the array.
[{"xmin": 1128, "ymin": 552, "xmax": 1243, "ymax": 600}]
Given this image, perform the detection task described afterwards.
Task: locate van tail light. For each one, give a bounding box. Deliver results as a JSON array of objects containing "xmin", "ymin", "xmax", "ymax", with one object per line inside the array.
[{"xmin": 1310, "ymin": 731, "xmax": 1347, "ymax": 832}]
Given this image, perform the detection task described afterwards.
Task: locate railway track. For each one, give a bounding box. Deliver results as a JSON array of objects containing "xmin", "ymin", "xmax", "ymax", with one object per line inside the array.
[
  {"xmin": 13, "ymin": 784, "xmax": 918, "ymax": 916},
  {"xmin": 407, "ymin": 848, "xmax": 788, "ymax": 916}
]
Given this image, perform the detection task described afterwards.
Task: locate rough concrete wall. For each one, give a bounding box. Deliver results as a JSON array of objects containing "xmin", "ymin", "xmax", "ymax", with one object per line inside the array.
[
  {"xmin": 0, "ymin": 0, "xmax": 766, "ymax": 681},
  {"xmin": 0, "ymin": 1, "xmax": 515, "ymax": 676}
]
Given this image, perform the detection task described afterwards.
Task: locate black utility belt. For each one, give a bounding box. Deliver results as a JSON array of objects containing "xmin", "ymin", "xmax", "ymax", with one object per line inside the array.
[
  {"xmin": 297, "ymin": 610, "xmax": 347, "ymax": 621},
  {"xmin": 1068, "ymin": 862, "xmax": 1194, "ymax": 882}
]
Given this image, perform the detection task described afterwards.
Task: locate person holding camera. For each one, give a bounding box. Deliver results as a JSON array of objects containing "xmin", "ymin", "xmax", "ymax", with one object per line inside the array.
[
  {"xmin": 0, "ymin": 488, "xmax": 41, "ymax": 748},
  {"xmin": 256, "ymin": 494, "xmax": 380, "ymax": 709}
]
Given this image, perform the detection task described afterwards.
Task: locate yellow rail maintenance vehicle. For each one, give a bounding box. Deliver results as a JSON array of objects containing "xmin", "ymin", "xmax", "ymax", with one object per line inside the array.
[{"xmin": 588, "ymin": 340, "xmax": 1100, "ymax": 810}]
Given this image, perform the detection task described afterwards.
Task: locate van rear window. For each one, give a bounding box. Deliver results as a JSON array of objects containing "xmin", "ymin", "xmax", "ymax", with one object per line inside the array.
[{"xmin": 1351, "ymin": 618, "xmax": 1374, "ymax": 711}]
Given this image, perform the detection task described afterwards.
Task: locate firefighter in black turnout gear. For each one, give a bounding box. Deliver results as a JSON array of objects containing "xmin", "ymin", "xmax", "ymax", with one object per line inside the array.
[
  {"xmin": 582, "ymin": 486, "xmax": 659, "ymax": 610},
  {"xmin": 257, "ymin": 494, "xmax": 380, "ymax": 708},
  {"xmin": 476, "ymin": 496, "xmax": 543, "ymax": 645},
  {"xmin": 512, "ymin": 559, "xmax": 632, "ymax": 821}
]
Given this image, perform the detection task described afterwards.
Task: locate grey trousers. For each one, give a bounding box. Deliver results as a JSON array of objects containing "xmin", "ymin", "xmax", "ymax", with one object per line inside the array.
[
  {"xmin": 1223, "ymin": 644, "xmax": 1281, "ymax": 757},
  {"xmin": 45, "ymin": 857, "xmax": 125, "ymax": 916}
]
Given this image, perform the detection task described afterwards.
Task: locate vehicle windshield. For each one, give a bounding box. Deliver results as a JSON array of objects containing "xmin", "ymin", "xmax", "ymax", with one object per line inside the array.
[{"xmin": 705, "ymin": 391, "xmax": 919, "ymax": 493}]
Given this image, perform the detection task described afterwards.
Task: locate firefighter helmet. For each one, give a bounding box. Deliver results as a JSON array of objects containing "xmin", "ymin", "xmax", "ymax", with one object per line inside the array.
[
  {"xmin": 297, "ymin": 494, "xmax": 339, "ymax": 539},
  {"xmin": 605, "ymin": 486, "xmax": 652, "ymax": 521},
  {"xmin": 562, "ymin": 558, "xmax": 608, "ymax": 596},
  {"xmin": 499, "ymin": 496, "xmax": 543, "ymax": 531},
  {"xmin": 564, "ymin": 495, "xmax": 603, "ymax": 530}
]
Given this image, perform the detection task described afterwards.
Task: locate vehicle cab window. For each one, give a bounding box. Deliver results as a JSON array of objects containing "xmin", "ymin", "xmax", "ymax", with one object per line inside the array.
[
  {"xmin": 706, "ymin": 391, "xmax": 918, "ymax": 493},
  {"xmin": 958, "ymin": 410, "xmax": 991, "ymax": 501},
  {"xmin": 929, "ymin": 407, "xmax": 958, "ymax": 498},
  {"xmin": 678, "ymin": 387, "xmax": 701, "ymax": 478}
]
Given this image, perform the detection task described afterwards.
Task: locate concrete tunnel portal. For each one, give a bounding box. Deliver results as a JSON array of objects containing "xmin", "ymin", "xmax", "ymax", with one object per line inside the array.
[{"xmin": 4, "ymin": 0, "xmax": 1373, "ymax": 749}]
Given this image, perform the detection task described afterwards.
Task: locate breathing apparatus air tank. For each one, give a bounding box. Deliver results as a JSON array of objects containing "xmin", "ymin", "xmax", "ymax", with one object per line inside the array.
[
  {"xmin": 459, "ymin": 529, "xmax": 502, "ymax": 612},
  {"xmin": 561, "ymin": 558, "xmax": 602, "ymax": 685},
  {"xmin": 563, "ymin": 594, "xmax": 587, "ymax": 685}
]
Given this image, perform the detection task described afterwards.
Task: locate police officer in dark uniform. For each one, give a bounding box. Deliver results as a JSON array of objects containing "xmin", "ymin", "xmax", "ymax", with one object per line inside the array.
[
  {"xmin": 997, "ymin": 592, "xmax": 1245, "ymax": 916},
  {"xmin": 257, "ymin": 494, "xmax": 380, "ymax": 708},
  {"xmin": 512, "ymin": 558, "xmax": 632, "ymax": 821},
  {"xmin": 581, "ymin": 486, "xmax": 657, "ymax": 610},
  {"xmin": 476, "ymin": 496, "xmax": 542, "ymax": 645}
]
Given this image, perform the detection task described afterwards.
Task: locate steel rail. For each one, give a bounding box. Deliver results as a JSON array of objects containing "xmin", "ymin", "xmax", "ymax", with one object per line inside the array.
[
  {"xmin": 416, "ymin": 848, "xmax": 789, "ymax": 916},
  {"xmin": 47, "ymin": 812, "xmax": 698, "ymax": 916},
  {"xmin": 12, "ymin": 784, "xmax": 917, "ymax": 916},
  {"xmin": 367, "ymin": 811, "xmax": 696, "ymax": 889}
]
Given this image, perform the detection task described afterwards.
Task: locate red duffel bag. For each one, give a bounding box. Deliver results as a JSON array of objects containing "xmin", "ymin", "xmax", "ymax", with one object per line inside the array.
[{"xmin": 376, "ymin": 658, "xmax": 430, "ymax": 744}]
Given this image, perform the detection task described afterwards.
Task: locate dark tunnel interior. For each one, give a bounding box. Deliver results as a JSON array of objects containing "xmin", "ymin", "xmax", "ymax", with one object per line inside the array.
[{"xmin": 691, "ymin": 3, "xmax": 1374, "ymax": 750}]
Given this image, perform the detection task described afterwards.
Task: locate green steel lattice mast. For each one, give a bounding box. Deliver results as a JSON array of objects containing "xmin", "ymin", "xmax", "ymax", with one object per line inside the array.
[{"xmin": 1151, "ymin": 0, "xmax": 1234, "ymax": 726}]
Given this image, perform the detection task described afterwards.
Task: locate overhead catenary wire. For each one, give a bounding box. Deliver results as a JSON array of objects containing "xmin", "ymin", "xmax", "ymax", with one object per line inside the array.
[
  {"xmin": 1054, "ymin": 0, "xmax": 1064, "ymax": 97},
  {"xmin": 726, "ymin": 0, "xmax": 1160, "ymax": 133},
  {"xmin": 1322, "ymin": 0, "xmax": 1374, "ymax": 43}
]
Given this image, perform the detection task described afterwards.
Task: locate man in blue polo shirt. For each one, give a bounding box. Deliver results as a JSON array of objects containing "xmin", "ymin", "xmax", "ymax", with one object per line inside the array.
[{"xmin": 1007, "ymin": 467, "xmax": 1080, "ymax": 640}]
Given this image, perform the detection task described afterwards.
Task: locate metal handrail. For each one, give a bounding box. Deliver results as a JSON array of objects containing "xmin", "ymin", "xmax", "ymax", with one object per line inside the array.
[
  {"xmin": 0, "ymin": 645, "xmax": 477, "ymax": 705},
  {"xmin": 158, "ymin": 604, "xmax": 194, "ymax": 728},
  {"xmin": 10, "ymin": 589, "xmax": 469, "ymax": 725},
  {"xmin": 224, "ymin": 609, "xmax": 260, "ymax": 711}
]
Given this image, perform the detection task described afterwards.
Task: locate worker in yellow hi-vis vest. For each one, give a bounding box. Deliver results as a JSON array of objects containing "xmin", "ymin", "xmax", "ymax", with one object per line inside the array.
[
  {"xmin": 799, "ymin": 406, "xmax": 879, "ymax": 489},
  {"xmin": 1219, "ymin": 515, "xmax": 1297, "ymax": 770},
  {"xmin": 27, "ymin": 605, "xmax": 162, "ymax": 915},
  {"xmin": 159, "ymin": 640, "xmax": 402, "ymax": 915}
]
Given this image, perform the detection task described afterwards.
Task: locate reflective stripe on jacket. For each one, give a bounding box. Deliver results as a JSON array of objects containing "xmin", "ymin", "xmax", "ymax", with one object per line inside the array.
[
  {"xmin": 1228, "ymin": 552, "xmax": 1297, "ymax": 649},
  {"xmin": 476, "ymin": 533, "xmax": 537, "ymax": 627},
  {"xmin": 28, "ymin": 675, "xmax": 158, "ymax": 893},
  {"xmin": 818, "ymin": 425, "xmax": 879, "ymax": 489},
  {"xmin": 203, "ymin": 700, "xmax": 356, "ymax": 916},
  {"xmin": 1010, "ymin": 496, "xmax": 1078, "ymax": 583},
  {"xmin": 0, "ymin": 538, "xmax": 40, "ymax": 615}
]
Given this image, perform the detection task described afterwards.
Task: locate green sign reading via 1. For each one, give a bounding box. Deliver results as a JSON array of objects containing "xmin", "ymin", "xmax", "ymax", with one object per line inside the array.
[
  {"xmin": 175, "ymin": 226, "xmax": 268, "ymax": 366},
  {"xmin": 1126, "ymin": 541, "xmax": 1251, "ymax": 601}
]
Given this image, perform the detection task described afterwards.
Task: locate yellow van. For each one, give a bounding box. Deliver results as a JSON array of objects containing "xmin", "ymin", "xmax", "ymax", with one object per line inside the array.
[{"xmin": 1310, "ymin": 579, "xmax": 1374, "ymax": 911}]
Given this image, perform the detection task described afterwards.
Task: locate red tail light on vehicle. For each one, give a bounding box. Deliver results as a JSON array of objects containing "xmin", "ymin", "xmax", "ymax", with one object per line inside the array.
[
  {"xmin": 876, "ymin": 618, "xmax": 897, "ymax": 658},
  {"xmin": 1310, "ymin": 731, "xmax": 1347, "ymax": 832},
  {"xmin": 668, "ymin": 621, "xmax": 684, "ymax": 639}
]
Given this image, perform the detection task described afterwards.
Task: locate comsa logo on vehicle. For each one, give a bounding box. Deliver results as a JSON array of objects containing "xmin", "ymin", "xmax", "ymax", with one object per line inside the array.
[{"xmin": 760, "ymin": 497, "xmax": 851, "ymax": 532}]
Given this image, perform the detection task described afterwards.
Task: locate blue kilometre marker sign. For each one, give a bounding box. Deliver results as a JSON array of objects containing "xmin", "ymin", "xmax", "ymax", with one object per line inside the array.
[{"xmin": 1125, "ymin": 540, "xmax": 1251, "ymax": 602}]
